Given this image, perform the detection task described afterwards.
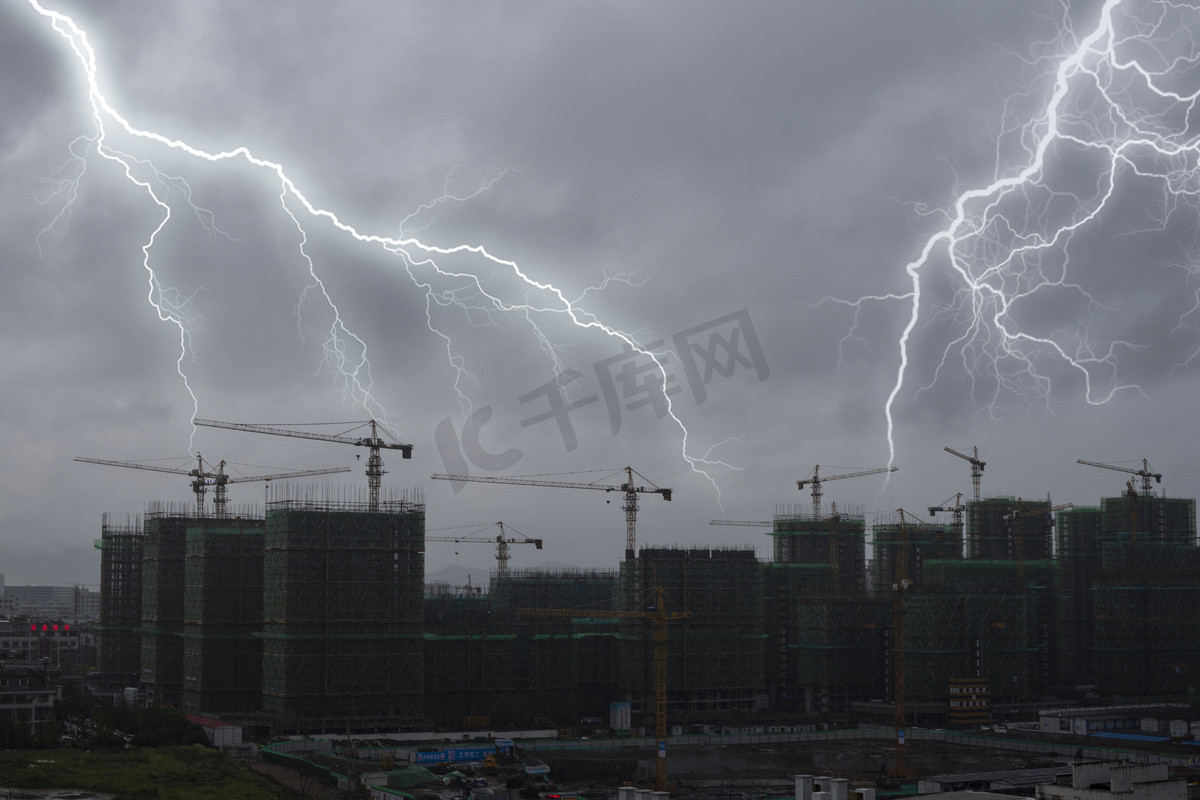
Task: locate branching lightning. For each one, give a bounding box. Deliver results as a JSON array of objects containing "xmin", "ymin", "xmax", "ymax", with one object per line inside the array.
[
  {"xmin": 823, "ymin": 0, "xmax": 1200, "ymax": 475},
  {"xmin": 28, "ymin": 1, "xmax": 729, "ymax": 499}
]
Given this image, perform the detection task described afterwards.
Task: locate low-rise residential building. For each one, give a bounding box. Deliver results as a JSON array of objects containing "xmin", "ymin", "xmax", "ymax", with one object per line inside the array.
[{"xmin": 0, "ymin": 662, "xmax": 62, "ymax": 736}]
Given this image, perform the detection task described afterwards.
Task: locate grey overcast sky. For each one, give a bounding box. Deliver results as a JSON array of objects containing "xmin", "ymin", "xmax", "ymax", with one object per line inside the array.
[{"xmin": 4, "ymin": 0, "xmax": 1200, "ymax": 585}]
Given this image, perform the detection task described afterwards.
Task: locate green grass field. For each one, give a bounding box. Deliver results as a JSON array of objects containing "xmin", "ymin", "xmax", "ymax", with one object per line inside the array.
[{"xmin": 0, "ymin": 746, "xmax": 290, "ymax": 799}]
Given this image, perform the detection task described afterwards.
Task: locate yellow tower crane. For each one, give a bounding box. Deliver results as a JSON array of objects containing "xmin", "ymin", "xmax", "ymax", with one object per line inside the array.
[
  {"xmin": 517, "ymin": 585, "xmax": 691, "ymax": 792},
  {"xmin": 431, "ymin": 467, "xmax": 671, "ymax": 561},
  {"xmin": 1002, "ymin": 499, "xmax": 1072, "ymax": 587}
]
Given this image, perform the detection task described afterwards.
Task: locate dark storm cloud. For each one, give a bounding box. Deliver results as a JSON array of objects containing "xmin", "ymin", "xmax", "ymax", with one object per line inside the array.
[{"xmin": 2, "ymin": 0, "xmax": 1196, "ymax": 583}]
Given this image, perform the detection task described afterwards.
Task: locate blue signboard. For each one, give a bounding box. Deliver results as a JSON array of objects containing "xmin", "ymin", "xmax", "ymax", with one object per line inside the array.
[
  {"xmin": 415, "ymin": 751, "xmax": 447, "ymax": 764},
  {"xmin": 414, "ymin": 746, "xmax": 496, "ymax": 764}
]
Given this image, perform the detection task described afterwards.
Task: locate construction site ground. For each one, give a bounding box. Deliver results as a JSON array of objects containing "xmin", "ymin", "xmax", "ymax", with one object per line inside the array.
[{"xmin": 535, "ymin": 739, "xmax": 1065, "ymax": 787}]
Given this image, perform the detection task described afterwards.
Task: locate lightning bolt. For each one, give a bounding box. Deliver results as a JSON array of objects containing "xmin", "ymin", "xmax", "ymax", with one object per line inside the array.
[
  {"xmin": 28, "ymin": 1, "xmax": 729, "ymax": 500},
  {"xmin": 823, "ymin": 0, "xmax": 1200, "ymax": 476}
]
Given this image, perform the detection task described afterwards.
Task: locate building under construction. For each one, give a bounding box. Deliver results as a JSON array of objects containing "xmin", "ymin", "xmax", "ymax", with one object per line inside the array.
[
  {"xmin": 967, "ymin": 497, "xmax": 1053, "ymax": 561},
  {"xmin": 96, "ymin": 513, "xmax": 145, "ymax": 688},
  {"xmin": 768, "ymin": 505, "xmax": 866, "ymax": 596},
  {"xmin": 765, "ymin": 507, "xmax": 877, "ymax": 713},
  {"xmin": 1053, "ymin": 506, "xmax": 1101, "ymax": 692},
  {"xmin": 259, "ymin": 489, "xmax": 425, "ymax": 733},
  {"xmin": 181, "ymin": 514, "xmax": 265, "ymax": 715},
  {"xmin": 790, "ymin": 597, "xmax": 888, "ymax": 715},
  {"xmin": 139, "ymin": 505, "xmax": 191, "ymax": 706},
  {"xmin": 870, "ymin": 517, "xmax": 962, "ymax": 597},
  {"xmin": 90, "ymin": 477, "xmax": 1200, "ymax": 733},
  {"xmin": 423, "ymin": 568, "xmax": 619, "ymax": 728},
  {"xmin": 618, "ymin": 546, "xmax": 764, "ymax": 724},
  {"xmin": 882, "ymin": 496, "xmax": 1061, "ymax": 714},
  {"xmin": 1087, "ymin": 494, "xmax": 1200, "ymax": 700}
]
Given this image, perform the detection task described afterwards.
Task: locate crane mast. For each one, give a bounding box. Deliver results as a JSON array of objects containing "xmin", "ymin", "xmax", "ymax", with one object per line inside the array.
[
  {"xmin": 944, "ymin": 446, "xmax": 985, "ymax": 507},
  {"xmin": 796, "ymin": 465, "xmax": 897, "ymax": 519},
  {"xmin": 431, "ymin": 467, "xmax": 671, "ymax": 560},
  {"xmin": 193, "ymin": 418, "xmax": 413, "ymax": 511},
  {"xmin": 517, "ymin": 585, "xmax": 691, "ymax": 791}
]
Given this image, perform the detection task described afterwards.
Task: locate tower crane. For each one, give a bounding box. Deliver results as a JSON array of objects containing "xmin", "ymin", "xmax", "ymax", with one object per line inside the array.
[
  {"xmin": 944, "ymin": 446, "xmax": 985, "ymax": 506},
  {"xmin": 425, "ymin": 521, "xmax": 542, "ymax": 576},
  {"xmin": 1075, "ymin": 458, "xmax": 1161, "ymax": 497},
  {"xmin": 928, "ymin": 493, "xmax": 966, "ymax": 558},
  {"xmin": 430, "ymin": 467, "xmax": 672, "ymax": 560},
  {"xmin": 1002, "ymin": 499, "xmax": 1072, "ymax": 587},
  {"xmin": 796, "ymin": 465, "xmax": 897, "ymax": 519},
  {"xmin": 193, "ymin": 418, "xmax": 412, "ymax": 511},
  {"xmin": 74, "ymin": 454, "xmax": 351, "ymax": 514},
  {"xmin": 517, "ymin": 585, "xmax": 691, "ymax": 792},
  {"xmin": 708, "ymin": 520, "xmax": 770, "ymax": 527},
  {"xmin": 928, "ymin": 493, "xmax": 965, "ymax": 528}
]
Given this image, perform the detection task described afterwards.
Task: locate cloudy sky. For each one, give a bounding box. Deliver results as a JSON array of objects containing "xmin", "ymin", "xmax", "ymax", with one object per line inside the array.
[{"xmin": 4, "ymin": 0, "xmax": 1199, "ymax": 585}]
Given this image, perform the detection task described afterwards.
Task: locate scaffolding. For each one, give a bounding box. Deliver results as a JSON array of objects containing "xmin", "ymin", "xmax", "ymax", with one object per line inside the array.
[
  {"xmin": 140, "ymin": 505, "xmax": 193, "ymax": 706},
  {"xmin": 770, "ymin": 506, "xmax": 866, "ymax": 597},
  {"xmin": 423, "ymin": 569, "xmax": 620, "ymax": 727},
  {"xmin": 181, "ymin": 515, "xmax": 265, "ymax": 715},
  {"xmin": 618, "ymin": 547, "xmax": 764, "ymax": 723},
  {"xmin": 260, "ymin": 491, "xmax": 425, "ymax": 733},
  {"xmin": 966, "ymin": 498, "xmax": 1052, "ymax": 562},
  {"xmin": 500, "ymin": 568, "xmax": 619, "ymax": 722},
  {"xmin": 1092, "ymin": 582, "xmax": 1200, "ymax": 699},
  {"xmin": 1092, "ymin": 496, "xmax": 1195, "ymax": 579},
  {"xmin": 903, "ymin": 574, "xmax": 1053, "ymax": 703},
  {"xmin": 904, "ymin": 557, "xmax": 1059, "ymax": 703},
  {"xmin": 790, "ymin": 597, "xmax": 888, "ymax": 714},
  {"xmin": 490, "ymin": 567, "xmax": 619, "ymax": 614},
  {"xmin": 97, "ymin": 513, "xmax": 146, "ymax": 686},
  {"xmin": 762, "ymin": 562, "xmax": 836, "ymax": 710},
  {"xmin": 871, "ymin": 518, "xmax": 962, "ymax": 597},
  {"xmin": 1054, "ymin": 507, "xmax": 1102, "ymax": 690},
  {"xmin": 1100, "ymin": 495, "xmax": 1195, "ymax": 543}
]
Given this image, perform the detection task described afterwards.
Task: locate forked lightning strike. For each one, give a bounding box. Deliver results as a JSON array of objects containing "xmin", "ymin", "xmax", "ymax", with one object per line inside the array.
[
  {"xmin": 27, "ymin": 1, "xmax": 732, "ymax": 499},
  {"xmin": 824, "ymin": 0, "xmax": 1200, "ymax": 476}
]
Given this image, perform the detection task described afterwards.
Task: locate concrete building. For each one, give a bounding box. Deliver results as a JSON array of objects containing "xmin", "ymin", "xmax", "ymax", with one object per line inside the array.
[
  {"xmin": 1036, "ymin": 761, "xmax": 1184, "ymax": 800},
  {"xmin": 0, "ymin": 662, "xmax": 62, "ymax": 737},
  {"xmin": 0, "ymin": 619, "xmax": 88, "ymax": 667},
  {"xmin": 3, "ymin": 585, "xmax": 76, "ymax": 620}
]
